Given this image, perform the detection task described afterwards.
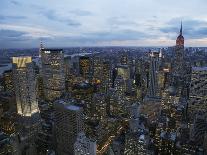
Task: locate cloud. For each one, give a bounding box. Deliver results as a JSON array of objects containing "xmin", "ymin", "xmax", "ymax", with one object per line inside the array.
[
  {"xmin": 159, "ymin": 18, "xmax": 207, "ymax": 39},
  {"xmin": 0, "ymin": 15, "xmax": 26, "ymax": 21},
  {"xmin": 0, "ymin": 24, "xmax": 57, "ymax": 39},
  {"xmin": 85, "ymin": 29, "xmax": 152, "ymax": 41},
  {"xmin": 40, "ymin": 9, "xmax": 81, "ymax": 27},
  {"xmin": 69, "ymin": 10, "xmax": 92, "ymax": 16},
  {"xmin": 10, "ymin": 0, "xmax": 21, "ymax": 6},
  {"xmin": 0, "ymin": 29, "xmax": 28, "ymax": 41},
  {"xmin": 108, "ymin": 17, "xmax": 138, "ymax": 29}
]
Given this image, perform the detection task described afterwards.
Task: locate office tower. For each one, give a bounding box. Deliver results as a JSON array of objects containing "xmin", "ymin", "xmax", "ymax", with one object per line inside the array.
[
  {"xmin": 37, "ymin": 101, "xmax": 55, "ymax": 153},
  {"xmin": 0, "ymin": 91, "xmax": 16, "ymax": 113},
  {"xmin": 3, "ymin": 70, "xmax": 14, "ymax": 93},
  {"xmin": 64, "ymin": 56, "xmax": 74, "ymax": 94},
  {"xmin": 120, "ymin": 53, "xmax": 128, "ymax": 65},
  {"xmin": 102, "ymin": 61, "xmax": 111, "ymax": 90},
  {"xmin": 54, "ymin": 100, "xmax": 84, "ymax": 155},
  {"xmin": 114, "ymin": 75, "xmax": 126, "ymax": 97},
  {"xmin": 107, "ymin": 88, "xmax": 121, "ymax": 117},
  {"xmin": 172, "ymin": 23, "xmax": 186, "ymax": 86},
  {"xmin": 91, "ymin": 93, "xmax": 107, "ymax": 121},
  {"xmin": 128, "ymin": 103, "xmax": 142, "ymax": 132},
  {"xmin": 64, "ymin": 56, "xmax": 72, "ymax": 80},
  {"xmin": 64, "ymin": 56, "xmax": 72, "ymax": 87},
  {"xmin": 190, "ymin": 114, "xmax": 207, "ymax": 150},
  {"xmin": 111, "ymin": 137, "xmax": 125, "ymax": 155},
  {"xmin": 148, "ymin": 51, "xmax": 160, "ymax": 97},
  {"xmin": 0, "ymin": 131, "xmax": 13, "ymax": 154},
  {"xmin": 0, "ymin": 112, "xmax": 15, "ymax": 135},
  {"xmin": 92, "ymin": 56, "xmax": 102, "ymax": 81},
  {"xmin": 79, "ymin": 56, "xmax": 90, "ymax": 80},
  {"xmin": 12, "ymin": 56, "xmax": 40, "ymax": 155},
  {"xmin": 117, "ymin": 65, "xmax": 130, "ymax": 80},
  {"xmin": 41, "ymin": 49, "xmax": 65, "ymax": 101},
  {"xmin": 39, "ymin": 41, "xmax": 44, "ymax": 58},
  {"xmin": 37, "ymin": 75, "xmax": 44, "ymax": 99},
  {"xmin": 12, "ymin": 56, "xmax": 39, "ymax": 116},
  {"xmin": 134, "ymin": 59, "xmax": 148, "ymax": 100},
  {"xmin": 134, "ymin": 60, "xmax": 143, "ymax": 88},
  {"xmin": 188, "ymin": 67, "xmax": 207, "ymax": 119},
  {"xmin": 74, "ymin": 132, "xmax": 96, "ymax": 155}
]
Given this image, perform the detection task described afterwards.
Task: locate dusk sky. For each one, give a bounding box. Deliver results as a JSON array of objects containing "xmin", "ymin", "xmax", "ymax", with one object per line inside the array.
[{"xmin": 1, "ymin": 0, "xmax": 207, "ymax": 48}]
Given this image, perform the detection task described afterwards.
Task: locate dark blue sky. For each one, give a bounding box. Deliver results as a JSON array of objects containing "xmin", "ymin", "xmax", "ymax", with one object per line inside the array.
[{"xmin": 1, "ymin": 0, "xmax": 207, "ymax": 48}]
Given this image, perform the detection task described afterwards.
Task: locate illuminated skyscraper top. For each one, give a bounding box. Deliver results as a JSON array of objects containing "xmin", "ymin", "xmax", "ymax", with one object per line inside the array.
[
  {"xmin": 12, "ymin": 56, "xmax": 39, "ymax": 116},
  {"xmin": 176, "ymin": 22, "xmax": 184, "ymax": 47}
]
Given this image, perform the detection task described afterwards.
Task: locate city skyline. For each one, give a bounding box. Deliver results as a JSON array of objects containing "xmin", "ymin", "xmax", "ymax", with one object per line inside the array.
[{"xmin": 1, "ymin": 0, "xmax": 207, "ymax": 48}]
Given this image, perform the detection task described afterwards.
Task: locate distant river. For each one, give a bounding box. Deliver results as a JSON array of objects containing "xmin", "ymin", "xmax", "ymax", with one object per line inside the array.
[{"xmin": 0, "ymin": 63, "xmax": 12, "ymax": 75}]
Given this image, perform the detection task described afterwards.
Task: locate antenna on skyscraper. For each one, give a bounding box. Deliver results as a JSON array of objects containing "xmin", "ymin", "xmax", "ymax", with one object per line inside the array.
[
  {"xmin": 180, "ymin": 21, "xmax": 183, "ymax": 35},
  {"xmin": 40, "ymin": 41, "xmax": 44, "ymax": 50},
  {"xmin": 39, "ymin": 41, "xmax": 44, "ymax": 58}
]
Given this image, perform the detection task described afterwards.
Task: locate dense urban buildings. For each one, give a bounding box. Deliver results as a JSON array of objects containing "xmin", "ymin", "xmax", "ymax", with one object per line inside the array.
[{"xmin": 0, "ymin": 16, "xmax": 207, "ymax": 155}]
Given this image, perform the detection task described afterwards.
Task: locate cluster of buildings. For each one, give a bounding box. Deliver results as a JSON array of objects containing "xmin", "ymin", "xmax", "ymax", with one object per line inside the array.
[{"xmin": 0, "ymin": 23, "xmax": 207, "ymax": 155}]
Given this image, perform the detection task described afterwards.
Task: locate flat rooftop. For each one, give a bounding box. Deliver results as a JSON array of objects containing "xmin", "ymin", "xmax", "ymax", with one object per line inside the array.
[
  {"xmin": 66, "ymin": 105, "xmax": 80, "ymax": 111},
  {"xmin": 55, "ymin": 99, "xmax": 81, "ymax": 111},
  {"xmin": 192, "ymin": 66, "xmax": 207, "ymax": 71}
]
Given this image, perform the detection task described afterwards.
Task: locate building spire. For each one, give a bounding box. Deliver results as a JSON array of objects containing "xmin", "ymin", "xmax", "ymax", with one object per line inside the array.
[
  {"xmin": 180, "ymin": 21, "xmax": 182, "ymax": 35},
  {"xmin": 40, "ymin": 41, "xmax": 44, "ymax": 50}
]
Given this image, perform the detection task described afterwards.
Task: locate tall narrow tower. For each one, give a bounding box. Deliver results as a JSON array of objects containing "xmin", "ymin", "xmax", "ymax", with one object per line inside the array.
[
  {"xmin": 148, "ymin": 51, "xmax": 160, "ymax": 97},
  {"xmin": 176, "ymin": 22, "xmax": 184, "ymax": 47},
  {"xmin": 41, "ymin": 49, "xmax": 65, "ymax": 101},
  {"xmin": 12, "ymin": 56, "xmax": 40, "ymax": 155},
  {"xmin": 12, "ymin": 56, "xmax": 39, "ymax": 116}
]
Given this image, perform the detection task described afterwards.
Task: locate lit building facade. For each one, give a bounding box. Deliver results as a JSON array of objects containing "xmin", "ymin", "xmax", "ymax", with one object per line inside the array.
[
  {"xmin": 54, "ymin": 100, "xmax": 84, "ymax": 155},
  {"xmin": 12, "ymin": 56, "xmax": 39, "ymax": 116},
  {"xmin": 79, "ymin": 56, "xmax": 91, "ymax": 80},
  {"xmin": 3, "ymin": 70, "xmax": 14, "ymax": 93},
  {"xmin": 91, "ymin": 93, "xmax": 107, "ymax": 121},
  {"xmin": 41, "ymin": 49, "xmax": 65, "ymax": 101}
]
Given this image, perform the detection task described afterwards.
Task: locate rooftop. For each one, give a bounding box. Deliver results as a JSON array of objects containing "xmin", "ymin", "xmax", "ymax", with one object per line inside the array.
[
  {"xmin": 66, "ymin": 105, "xmax": 80, "ymax": 111},
  {"xmin": 192, "ymin": 66, "xmax": 207, "ymax": 71}
]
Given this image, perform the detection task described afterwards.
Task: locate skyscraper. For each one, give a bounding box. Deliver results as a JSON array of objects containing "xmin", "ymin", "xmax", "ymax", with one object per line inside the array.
[
  {"xmin": 12, "ymin": 56, "xmax": 39, "ymax": 116},
  {"xmin": 41, "ymin": 49, "xmax": 65, "ymax": 101},
  {"xmin": 188, "ymin": 67, "xmax": 207, "ymax": 119},
  {"xmin": 172, "ymin": 23, "xmax": 185, "ymax": 83},
  {"xmin": 74, "ymin": 132, "xmax": 96, "ymax": 155},
  {"xmin": 54, "ymin": 100, "xmax": 84, "ymax": 155},
  {"xmin": 79, "ymin": 56, "xmax": 91, "ymax": 80},
  {"xmin": 148, "ymin": 51, "xmax": 160, "ymax": 97},
  {"xmin": 12, "ymin": 56, "xmax": 40, "ymax": 155}
]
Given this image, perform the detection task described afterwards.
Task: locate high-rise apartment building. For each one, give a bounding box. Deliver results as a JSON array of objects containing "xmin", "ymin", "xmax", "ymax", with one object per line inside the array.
[
  {"xmin": 41, "ymin": 49, "xmax": 65, "ymax": 101},
  {"xmin": 54, "ymin": 100, "xmax": 84, "ymax": 155}
]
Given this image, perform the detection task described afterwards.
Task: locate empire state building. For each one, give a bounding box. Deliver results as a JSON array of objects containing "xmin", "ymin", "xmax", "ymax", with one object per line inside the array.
[
  {"xmin": 176, "ymin": 22, "xmax": 184, "ymax": 47},
  {"xmin": 175, "ymin": 22, "xmax": 185, "ymax": 60}
]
